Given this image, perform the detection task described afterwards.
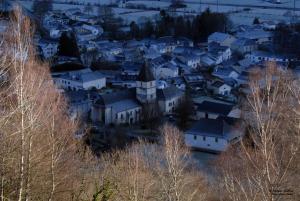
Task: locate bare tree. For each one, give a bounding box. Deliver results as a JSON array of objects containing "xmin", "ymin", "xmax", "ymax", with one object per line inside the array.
[
  {"xmin": 0, "ymin": 7, "xmax": 92, "ymax": 201},
  {"xmin": 94, "ymin": 124, "xmax": 207, "ymax": 201},
  {"xmin": 154, "ymin": 124, "xmax": 207, "ymax": 201},
  {"xmin": 216, "ymin": 62, "xmax": 300, "ymax": 201}
]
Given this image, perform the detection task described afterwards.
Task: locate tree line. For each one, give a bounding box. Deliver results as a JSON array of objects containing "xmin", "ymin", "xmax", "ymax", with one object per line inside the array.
[{"xmin": 127, "ymin": 8, "xmax": 231, "ymax": 42}]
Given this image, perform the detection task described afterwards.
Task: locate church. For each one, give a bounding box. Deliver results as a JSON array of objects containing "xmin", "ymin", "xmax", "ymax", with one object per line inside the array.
[{"xmin": 91, "ymin": 62, "xmax": 184, "ymax": 125}]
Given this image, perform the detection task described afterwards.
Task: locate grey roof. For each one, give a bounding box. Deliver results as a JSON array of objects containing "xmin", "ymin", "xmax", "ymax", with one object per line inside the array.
[
  {"xmin": 213, "ymin": 66, "xmax": 239, "ymax": 78},
  {"xmin": 95, "ymin": 89, "xmax": 136, "ymax": 106},
  {"xmin": 112, "ymin": 99, "xmax": 141, "ymax": 113},
  {"xmin": 208, "ymin": 32, "xmax": 233, "ymax": 43},
  {"xmin": 212, "ymin": 80, "xmax": 226, "ymax": 88},
  {"xmin": 80, "ymin": 72, "xmax": 105, "ymax": 82},
  {"xmin": 157, "ymin": 85, "xmax": 184, "ymax": 101},
  {"xmin": 232, "ymin": 38, "xmax": 256, "ymax": 47},
  {"xmin": 137, "ymin": 62, "xmax": 155, "ymax": 82},
  {"xmin": 186, "ymin": 119, "xmax": 224, "ymax": 137},
  {"xmin": 197, "ymin": 101, "xmax": 233, "ymax": 116},
  {"xmin": 236, "ymin": 30, "xmax": 272, "ymax": 40}
]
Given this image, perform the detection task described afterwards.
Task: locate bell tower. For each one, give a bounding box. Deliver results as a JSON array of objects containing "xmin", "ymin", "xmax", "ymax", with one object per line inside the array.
[{"xmin": 136, "ymin": 61, "xmax": 156, "ymax": 103}]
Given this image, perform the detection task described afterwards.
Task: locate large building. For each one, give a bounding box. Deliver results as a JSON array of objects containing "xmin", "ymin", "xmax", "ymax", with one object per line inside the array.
[{"xmin": 91, "ymin": 62, "xmax": 184, "ymax": 125}]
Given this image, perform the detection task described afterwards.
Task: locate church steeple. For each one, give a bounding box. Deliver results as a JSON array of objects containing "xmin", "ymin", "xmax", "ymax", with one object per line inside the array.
[
  {"xmin": 137, "ymin": 60, "xmax": 155, "ymax": 82},
  {"xmin": 136, "ymin": 61, "xmax": 156, "ymax": 103}
]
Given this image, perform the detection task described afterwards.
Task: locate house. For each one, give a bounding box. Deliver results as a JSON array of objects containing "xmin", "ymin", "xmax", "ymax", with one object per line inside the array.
[
  {"xmin": 67, "ymin": 11, "xmax": 98, "ymax": 24},
  {"xmin": 209, "ymin": 80, "xmax": 232, "ymax": 96},
  {"xmin": 38, "ymin": 39, "xmax": 58, "ymax": 59},
  {"xmin": 177, "ymin": 54, "xmax": 201, "ymax": 69},
  {"xmin": 43, "ymin": 12, "xmax": 69, "ymax": 29},
  {"xmin": 167, "ymin": 77, "xmax": 186, "ymax": 90},
  {"xmin": 64, "ymin": 90, "xmax": 94, "ymax": 120},
  {"xmin": 208, "ymin": 32, "xmax": 236, "ymax": 47},
  {"xmin": 212, "ymin": 66, "xmax": 240, "ymax": 80},
  {"xmin": 54, "ymin": 71, "xmax": 106, "ymax": 91},
  {"xmin": 200, "ymin": 54, "xmax": 217, "ymax": 67},
  {"xmin": 48, "ymin": 25, "xmax": 72, "ymax": 39},
  {"xmin": 196, "ymin": 101, "xmax": 240, "ymax": 119},
  {"xmin": 143, "ymin": 48, "xmax": 161, "ymax": 60},
  {"xmin": 97, "ymin": 41, "xmax": 123, "ymax": 60},
  {"xmin": 151, "ymin": 56, "xmax": 169, "ymax": 69},
  {"xmin": 121, "ymin": 62, "xmax": 141, "ymax": 77},
  {"xmin": 231, "ymin": 38, "xmax": 257, "ymax": 55},
  {"xmin": 150, "ymin": 37, "xmax": 179, "ymax": 54},
  {"xmin": 157, "ymin": 85, "xmax": 184, "ymax": 114},
  {"xmin": 74, "ymin": 24, "xmax": 104, "ymax": 42},
  {"xmin": 262, "ymin": 21, "xmax": 278, "ymax": 30},
  {"xmin": 184, "ymin": 118, "xmax": 244, "ymax": 152},
  {"xmin": 236, "ymin": 29, "xmax": 273, "ymax": 44},
  {"xmin": 155, "ymin": 62, "xmax": 179, "ymax": 79},
  {"xmin": 208, "ymin": 43, "xmax": 232, "ymax": 65}
]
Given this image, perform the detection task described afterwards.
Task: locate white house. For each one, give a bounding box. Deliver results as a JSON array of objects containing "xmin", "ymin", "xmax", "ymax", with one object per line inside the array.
[
  {"xmin": 177, "ymin": 54, "xmax": 201, "ymax": 69},
  {"xmin": 209, "ymin": 81, "xmax": 232, "ymax": 96},
  {"xmin": 157, "ymin": 85, "xmax": 184, "ymax": 114},
  {"xmin": 208, "ymin": 43, "xmax": 232, "ymax": 65},
  {"xmin": 39, "ymin": 39, "xmax": 58, "ymax": 59},
  {"xmin": 212, "ymin": 66, "xmax": 240, "ymax": 80},
  {"xmin": 150, "ymin": 42, "xmax": 176, "ymax": 54},
  {"xmin": 231, "ymin": 38, "xmax": 257, "ymax": 55},
  {"xmin": 185, "ymin": 118, "xmax": 244, "ymax": 152},
  {"xmin": 54, "ymin": 71, "xmax": 106, "ymax": 91},
  {"xmin": 155, "ymin": 63, "xmax": 179, "ymax": 79}
]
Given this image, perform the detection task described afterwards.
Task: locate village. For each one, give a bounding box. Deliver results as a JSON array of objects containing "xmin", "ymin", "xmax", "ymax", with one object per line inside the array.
[{"xmin": 1, "ymin": 0, "xmax": 300, "ymax": 155}]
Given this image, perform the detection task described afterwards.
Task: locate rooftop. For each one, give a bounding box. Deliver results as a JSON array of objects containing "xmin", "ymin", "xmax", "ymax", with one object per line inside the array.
[
  {"xmin": 196, "ymin": 101, "xmax": 233, "ymax": 116},
  {"xmin": 157, "ymin": 85, "xmax": 184, "ymax": 101},
  {"xmin": 186, "ymin": 118, "xmax": 225, "ymax": 137}
]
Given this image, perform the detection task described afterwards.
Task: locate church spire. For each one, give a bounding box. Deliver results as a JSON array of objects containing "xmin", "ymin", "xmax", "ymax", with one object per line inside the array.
[{"xmin": 137, "ymin": 61, "xmax": 155, "ymax": 82}]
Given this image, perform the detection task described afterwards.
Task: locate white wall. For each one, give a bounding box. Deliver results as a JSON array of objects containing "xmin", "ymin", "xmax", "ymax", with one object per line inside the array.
[
  {"xmin": 185, "ymin": 134, "xmax": 228, "ymax": 152},
  {"xmin": 196, "ymin": 112, "xmax": 219, "ymax": 120},
  {"xmin": 82, "ymin": 78, "xmax": 106, "ymax": 90}
]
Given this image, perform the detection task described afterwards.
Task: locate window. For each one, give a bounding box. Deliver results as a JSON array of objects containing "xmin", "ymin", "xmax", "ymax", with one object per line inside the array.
[
  {"xmin": 203, "ymin": 136, "xmax": 206, "ymax": 141},
  {"xmin": 115, "ymin": 114, "xmax": 118, "ymax": 119},
  {"xmin": 169, "ymin": 102, "xmax": 172, "ymax": 107},
  {"xmin": 121, "ymin": 114, "xmax": 123, "ymax": 119},
  {"xmin": 215, "ymin": 138, "xmax": 218, "ymax": 143},
  {"xmin": 193, "ymin": 135, "xmax": 197, "ymax": 140}
]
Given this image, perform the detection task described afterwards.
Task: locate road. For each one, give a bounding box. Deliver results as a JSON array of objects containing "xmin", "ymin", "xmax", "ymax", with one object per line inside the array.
[{"xmin": 159, "ymin": 0, "xmax": 300, "ymax": 11}]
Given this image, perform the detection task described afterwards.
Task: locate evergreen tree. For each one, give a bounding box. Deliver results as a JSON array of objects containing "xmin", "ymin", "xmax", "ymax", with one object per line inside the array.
[
  {"xmin": 142, "ymin": 20, "xmax": 154, "ymax": 38},
  {"xmin": 57, "ymin": 32, "xmax": 80, "ymax": 58},
  {"xmin": 253, "ymin": 17, "xmax": 260, "ymax": 24},
  {"xmin": 129, "ymin": 21, "xmax": 140, "ymax": 39},
  {"xmin": 32, "ymin": 0, "xmax": 52, "ymax": 17}
]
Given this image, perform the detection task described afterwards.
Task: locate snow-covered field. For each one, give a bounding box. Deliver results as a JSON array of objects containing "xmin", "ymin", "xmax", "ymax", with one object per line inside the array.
[{"xmin": 15, "ymin": 0, "xmax": 300, "ymax": 26}]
